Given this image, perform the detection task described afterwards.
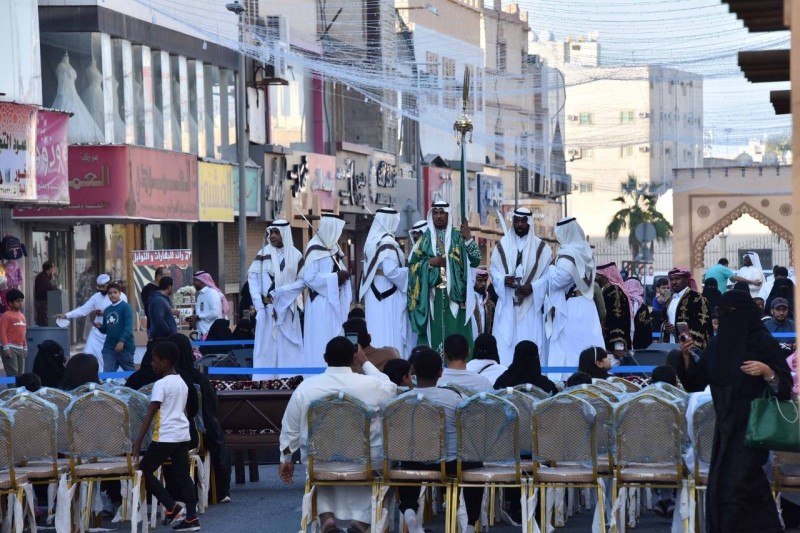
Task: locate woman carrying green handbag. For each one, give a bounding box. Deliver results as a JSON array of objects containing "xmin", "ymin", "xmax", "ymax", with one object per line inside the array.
[{"xmin": 679, "ymin": 288, "xmax": 791, "ymax": 533}]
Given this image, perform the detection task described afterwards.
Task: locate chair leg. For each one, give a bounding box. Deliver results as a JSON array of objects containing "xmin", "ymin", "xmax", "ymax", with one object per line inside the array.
[
  {"xmin": 234, "ymin": 450, "xmax": 245, "ymax": 485},
  {"xmin": 248, "ymin": 449, "xmax": 259, "ymax": 482},
  {"xmin": 597, "ymin": 483, "xmax": 606, "ymax": 533},
  {"xmin": 540, "ymin": 484, "xmax": 547, "ymax": 533},
  {"xmin": 610, "ymin": 480, "xmax": 618, "ymax": 533}
]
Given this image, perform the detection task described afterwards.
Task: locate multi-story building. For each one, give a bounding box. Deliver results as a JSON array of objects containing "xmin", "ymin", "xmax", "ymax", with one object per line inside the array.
[{"xmin": 530, "ymin": 34, "xmax": 703, "ymax": 234}]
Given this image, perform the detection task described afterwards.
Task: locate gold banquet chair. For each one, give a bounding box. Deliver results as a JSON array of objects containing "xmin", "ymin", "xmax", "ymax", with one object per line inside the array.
[
  {"xmin": 513, "ymin": 384, "xmax": 552, "ymax": 400},
  {"xmin": 66, "ymin": 390, "xmax": 145, "ymax": 532},
  {"xmin": 608, "ymin": 377, "xmax": 641, "ymax": 394},
  {"xmin": 455, "ymin": 393, "xmax": 524, "ymax": 532},
  {"xmin": 690, "ymin": 396, "xmax": 715, "ymax": 531},
  {"xmin": 381, "ymin": 393, "xmax": 451, "ymax": 532},
  {"xmin": 0, "ymin": 406, "xmax": 36, "ymax": 532},
  {"xmin": 301, "ymin": 392, "xmax": 381, "ymax": 532},
  {"xmin": 612, "ymin": 392, "xmax": 687, "ymax": 532},
  {"xmin": 0, "ymin": 387, "xmax": 24, "ymax": 403},
  {"xmin": 4, "ymin": 393, "xmax": 67, "ymax": 526},
  {"xmin": 651, "ymin": 382, "xmax": 690, "ymax": 404},
  {"xmin": 35, "ymin": 388, "xmax": 73, "ymax": 454},
  {"xmin": 568, "ymin": 387, "xmax": 616, "ymax": 474},
  {"xmin": 532, "ymin": 394, "xmax": 606, "ymax": 532},
  {"xmin": 584, "ymin": 383, "xmax": 622, "ymax": 403}
]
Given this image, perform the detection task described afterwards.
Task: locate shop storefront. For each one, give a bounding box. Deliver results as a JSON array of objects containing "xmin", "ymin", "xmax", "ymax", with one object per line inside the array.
[{"xmin": 14, "ymin": 145, "xmax": 199, "ymax": 337}]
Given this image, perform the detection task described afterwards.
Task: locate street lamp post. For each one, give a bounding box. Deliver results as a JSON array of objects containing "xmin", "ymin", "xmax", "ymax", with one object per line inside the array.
[{"xmin": 227, "ymin": 1, "xmax": 249, "ymax": 287}]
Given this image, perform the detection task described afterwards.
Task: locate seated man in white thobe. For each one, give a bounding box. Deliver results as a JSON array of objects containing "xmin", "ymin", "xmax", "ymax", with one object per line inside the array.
[
  {"xmin": 359, "ymin": 208, "xmax": 409, "ymax": 355},
  {"xmin": 56, "ymin": 273, "xmax": 127, "ymax": 373},
  {"xmin": 248, "ymin": 220, "xmax": 306, "ymax": 379},
  {"xmin": 302, "ymin": 214, "xmax": 352, "ymax": 368},
  {"xmin": 490, "ymin": 207, "xmax": 551, "ymax": 366},
  {"xmin": 437, "ymin": 333, "xmax": 493, "ymax": 393},
  {"xmin": 278, "ymin": 336, "xmax": 397, "ymax": 532}
]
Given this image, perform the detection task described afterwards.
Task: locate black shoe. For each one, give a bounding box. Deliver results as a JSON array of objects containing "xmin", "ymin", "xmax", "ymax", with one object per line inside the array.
[
  {"xmin": 162, "ymin": 504, "xmax": 185, "ymax": 526},
  {"xmin": 652, "ymin": 500, "xmax": 668, "ymax": 518},
  {"xmin": 173, "ymin": 517, "xmax": 201, "ymax": 531}
]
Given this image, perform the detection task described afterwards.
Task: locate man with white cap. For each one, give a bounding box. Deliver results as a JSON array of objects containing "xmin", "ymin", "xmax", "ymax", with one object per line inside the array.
[
  {"xmin": 248, "ymin": 220, "xmax": 306, "ymax": 379},
  {"xmin": 359, "ymin": 208, "xmax": 409, "ymax": 355},
  {"xmin": 301, "ymin": 213, "xmax": 352, "ymax": 367},
  {"xmin": 731, "ymin": 251, "xmax": 765, "ymax": 298},
  {"xmin": 407, "ymin": 219, "xmax": 428, "ymax": 260},
  {"xmin": 408, "ymin": 201, "xmax": 482, "ymax": 353},
  {"xmin": 56, "ymin": 273, "xmax": 128, "ymax": 372},
  {"xmin": 533, "ymin": 217, "xmax": 604, "ymax": 379},
  {"xmin": 489, "ymin": 207, "xmax": 552, "ymax": 365}
]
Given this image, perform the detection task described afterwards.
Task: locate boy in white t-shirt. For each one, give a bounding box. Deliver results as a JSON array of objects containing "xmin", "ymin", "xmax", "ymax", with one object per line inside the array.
[{"xmin": 133, "ymin": 342, "xmax": 200, "ymax": 531}]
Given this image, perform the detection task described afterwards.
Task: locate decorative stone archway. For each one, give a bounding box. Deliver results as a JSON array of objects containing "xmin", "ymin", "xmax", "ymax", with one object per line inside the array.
[{"xmin": 672, "ymin": 165, "xmax": 793, "ymax": 281}]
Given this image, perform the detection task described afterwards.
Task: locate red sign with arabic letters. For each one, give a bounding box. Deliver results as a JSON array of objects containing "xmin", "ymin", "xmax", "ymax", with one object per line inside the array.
[
  {"xmin": 34, "ymin": 110, "xmax": 70, "ymax": 204},
  {"xmin": 13, "ymin": 145, "xmax": 198, "ymax": 221}
]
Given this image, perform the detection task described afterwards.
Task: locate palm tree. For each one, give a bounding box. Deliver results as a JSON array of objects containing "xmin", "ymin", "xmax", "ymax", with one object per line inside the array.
[{"xmin": 605, "ymin": 174, "xmax": 672, "ymax": 260}]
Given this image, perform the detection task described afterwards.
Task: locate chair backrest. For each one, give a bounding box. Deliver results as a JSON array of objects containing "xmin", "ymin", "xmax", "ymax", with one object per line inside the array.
[
  {"xmin": 0, "ymin": 407, "xmax": 15, "ymax": 474},
  {"xmin": 112, "ymin": 387, "xmax": 152, "ymax": 449},
  {"xmin": 692, "ymin": 397, "xmax": 716, "ymax": 469},
  {"xmin": 584, "ymin": 383, "xmax": 621, "ymax": 403},
  {"xmin": 35, "ymin": 387, "xmax": 73, "ymax": 453},
  {"xmin": 495, "ymin": 388, "xmax": 537, "ymax": 455},
  {"xmin": 652, "ymin": 382, "xmax": 689, "ymax": 403},
  {"xmin": 66, "ymin": 390, "xmax": 131, "ymax": 460},
  {"xmin": 138, "ymin": 382, "xmax": 156, "ymax": 397},
  {"xmin": 71, "ymin": 382, "xmax": 103, "ymax": 396},
  {"xmin": 568, "ymin": 389, "xmax": 614, "ymax": 458},
  {"xmin": 614, "ymin": 392, "xmax": 683, "ymax": 470},
  {"xmin": 775, "ymin": 451, "xmax": 800, "ymax": 482},
  {"xmin": 307, "ymin": 392, "xmax": 372, "ymax": 476},
  {"xmin": 4, "ymin": 393, "xmax": 58, "ymax": 468},
  {"xmin": 382, "ymin": 394, "xmax": 446, "ymax": 466},
  {"xmin": 0, "ymin": 387, "xmax": 23, "ymax": 403},
  {"xmin": 533, "ymin": 394, "xmax": 596, "ymax": 467},
  {"xmin": 608, "ymin": 377, "xmax": 641, "ymax": 393},
  {"xmin": 592, "ymin": 379, "xmax": 626, "ymax": 394},
  {"xmin": 456, "ymin": 393, "xmax": 519, "ymax": 465},
  {"xmin": 514, "ymin": 384, "xmax": 551, "ymax": 400}
]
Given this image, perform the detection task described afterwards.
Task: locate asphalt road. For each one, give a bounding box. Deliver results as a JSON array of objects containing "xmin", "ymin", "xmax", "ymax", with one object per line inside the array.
[{"xmin": 77, "ymin": 465, "xmax": 675, "ymax": 532}]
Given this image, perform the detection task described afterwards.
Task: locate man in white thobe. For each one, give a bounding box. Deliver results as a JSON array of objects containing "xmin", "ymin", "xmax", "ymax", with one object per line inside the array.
[
  {"xmin": 188, "ymin": 271, "xmax": 227, "ymax": 337},
  {"xmin": 301, "ymin": 213, "xmax": 352, "ymax": 368},
  {"xmin": 534, "ymin": 217, "xmax": 604, "ymax": 379},
  {"xmin": 470, "ymin": 269, "xmax": 493, "ymax": 339},
  {"xmin": 731, "ymin": 251, "xmax": 765, "ymax": 298},
  {"xmin": 278, "ymin": 336, "xmax": 396, "ymax": 531},
  {"xmin": 490, "ymin": 208, "xmax": 551, "ymax": 366},
  {"xmin": 359, "ymin": 208, "xmax": 409, "ymax": 355},
  {"xmin": 56, "ymin": 274, "xmax": 128, "ymax": 373},
  {"xmin": 248, "ymin": 220, "xmax": 306, "ymax": 379}
]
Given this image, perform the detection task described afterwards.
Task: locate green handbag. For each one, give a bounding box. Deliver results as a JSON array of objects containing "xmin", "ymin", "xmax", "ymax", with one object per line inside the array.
[{"xmin": 744, "ymin": 391, "xmax": 800, "ymax": 452}]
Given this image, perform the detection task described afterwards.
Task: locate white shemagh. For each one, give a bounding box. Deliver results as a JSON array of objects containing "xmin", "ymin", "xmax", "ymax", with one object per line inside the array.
[
  {"xmin": 408, "ymin": 219, "xmax": 428, "ymax": 261},
  {"xmin": 554, "ymin": 217, "xmax": 595, "ymax": 298},
  {"xmin": 359, "ymin": 208, "xmax": 404, "ymax": 300},
  {"xmin": 249, "ymin": 220, "xmax": 302, "ymax": 294},
  {"xmin": 301, "ymin": 214, "xmax": 346, "ymax": 275}
]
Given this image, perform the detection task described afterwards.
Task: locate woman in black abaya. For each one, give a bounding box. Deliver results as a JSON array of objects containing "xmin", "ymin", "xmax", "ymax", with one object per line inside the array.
[
  {"xmin": 680, "ymin": 289, "xmax": 791, "ymax": 533},
  {"xmin": 494, "ymin": 340, "xmax": 558, "ymax": 395}
]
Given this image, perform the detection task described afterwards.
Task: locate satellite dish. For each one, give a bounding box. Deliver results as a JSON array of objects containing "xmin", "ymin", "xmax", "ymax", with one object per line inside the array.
[{"xmin": 634, "ymin": 222, "xmax": 656, "ymax": 244}]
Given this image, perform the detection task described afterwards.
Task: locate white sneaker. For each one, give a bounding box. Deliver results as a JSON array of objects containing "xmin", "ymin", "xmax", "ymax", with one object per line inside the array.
[{"xmin": 219, "ymin": 496, "xmax": 231, "ymax": 504}]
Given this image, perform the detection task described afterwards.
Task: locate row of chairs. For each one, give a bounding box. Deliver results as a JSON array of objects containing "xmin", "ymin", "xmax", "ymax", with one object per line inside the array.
[
  {"xmin": 299, "ymin": 380, "xmax": 707, "ymax": 533},
  {"xmin": 0, "ymin": 382, "xmax": 208, "ymax": 532}
]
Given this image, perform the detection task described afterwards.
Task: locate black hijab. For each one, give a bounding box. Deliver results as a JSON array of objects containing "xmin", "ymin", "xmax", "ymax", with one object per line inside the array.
[
  {"xmin": 59, "ymin": 353, "xmax": 100, "ymax": 391},
  {"xmin": 472, "ymin": 333, "xmax": 499, "ymax": 363},
  {"xmin": 494, "ymin": 340, "xmax": 558, "ymax": 395},
  {"xmin": 766, "ymin": 277, "xmax": 795, "ymax": 317},
  {"xmin": 707, "ymin": 289, "xmax": 784, "ymax": 386},
  {"xmin": 125, "ymin": 345, "xmax": 157, "ymax": 390},
  {"xmin": 202, "ymin": 318, "xmax": 235, "ymax": 355},
  {"xmin": 702, "ymin": 278, "xmax": 722, "ymax": 315},
  {"xmin": 32, "ymin": 340, "xmax": 66, "ymax": 388}
]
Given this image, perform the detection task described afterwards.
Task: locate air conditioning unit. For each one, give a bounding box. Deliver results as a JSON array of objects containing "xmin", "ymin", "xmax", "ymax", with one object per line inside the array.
[
  {"xmin": 639, "ymin": 146, "xmax": 650, "ymax": 153},
  {"xmin": 264, "ymin": 15, "xmax": 290, "ymax": 82},
  {"xmin": 567, "ymin": 115, "xmax": 578, "ymax": 121},
  {"xmin": 638, "ymin": 112, "xmax": 649, "ymax": 118}
]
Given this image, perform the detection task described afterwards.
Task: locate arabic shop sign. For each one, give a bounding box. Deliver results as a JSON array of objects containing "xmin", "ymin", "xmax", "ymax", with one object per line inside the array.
[
  {"xmin": 285, "ymin": 153, "xmax": 336, "ymax": 211},
  {"xmin": 0, "ymin": 102, "xmax": 37, "ymax": 202},
  {"xmin": 13, "ymin": 145, "xmax": 199, "ymax": 221},
  {"xmin": 233, "ymin": 164, "xmax": 262, "ymax": 218},
  {"xmin": 198, "ymin": 161, "xmax": 234, "ymax": 222},
  {"xmin": 336, "ymin": 156, "xmax": 397, "ymax": 210},
  {"xmin": 34, "ymin": 110, "xmax": 70, "ymax": 204}
]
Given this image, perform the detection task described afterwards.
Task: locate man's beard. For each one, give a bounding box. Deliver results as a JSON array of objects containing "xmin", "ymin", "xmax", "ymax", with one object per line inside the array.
[
  {"xmin": 474, "ymin": 286, "xmax": 486, "ymax": 296},
  {"xmin": 100, "ymin": 290, "xmax": 108, "ymax": 296}
]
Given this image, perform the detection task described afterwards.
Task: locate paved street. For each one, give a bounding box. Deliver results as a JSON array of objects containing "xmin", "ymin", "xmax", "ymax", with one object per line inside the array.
[{"xmin": 53, "ymin": 465, "xmax": 674, "ymax": 532}]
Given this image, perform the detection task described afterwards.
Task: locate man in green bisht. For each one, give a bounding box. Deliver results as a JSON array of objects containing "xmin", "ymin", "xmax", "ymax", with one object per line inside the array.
[{"xmin": 408, "ymin": 201, "xmax": 482, "ymax": 353}]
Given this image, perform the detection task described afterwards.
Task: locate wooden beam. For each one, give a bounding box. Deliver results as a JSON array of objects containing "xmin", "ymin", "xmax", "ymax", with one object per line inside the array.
[
  {"xmin": 771, "ymin": 89, "xmax": 791, "ymax": 114},
  {"xmin": 738, "ymin": 49, "xmax": 790, "ymax": 82},
  {"xmin": 724, "ymin": 0, "xmax": 786, "ymax": 31}
]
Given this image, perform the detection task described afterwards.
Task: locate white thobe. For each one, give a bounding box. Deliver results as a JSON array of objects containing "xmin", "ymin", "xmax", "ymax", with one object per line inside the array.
[
  {"xmin": 364, "ymin": 256, "xmax": 410, "ymax": 356},
  {"xmin": 248, "ymin": 248, "xmax": 305, "ymax": 380},
  {"xmin": 66, "ymin": 291, "xmax": 129, "ymax": 373},
  {"xmin": 302, "ymin": 256, "xmax": 352, "ymax": 368},
  {"xmin": 666, "ymin": 287, "xmax": 689, "ymax": 343},
  {"xmin": 470, "ymin": 291, "xmax": 487, "ymax": 341},
  {"xmin": 490, "ymin": 234, "xmax": 550, "ymax": 366},
  {"xmin": 465, "ymin": 359, "xmax": 508, "ymax": 386},
  {"xmin": 758, "ymin": 277, "xmax": 775, "ymax": 300},
  {"xmin": 534, "ymin": 263, "xmax": 604, "ymax": 380},
  {"xmin": 194, "ymin": 286, "xmax": 223, "ymax": 336},
  {"xmin": 737, "ymin": 265, "xmax": 764, "ymax": 298},
  {"xmin": 279, "ymin": 363, "xmax": 396, "ymax": 523}
]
